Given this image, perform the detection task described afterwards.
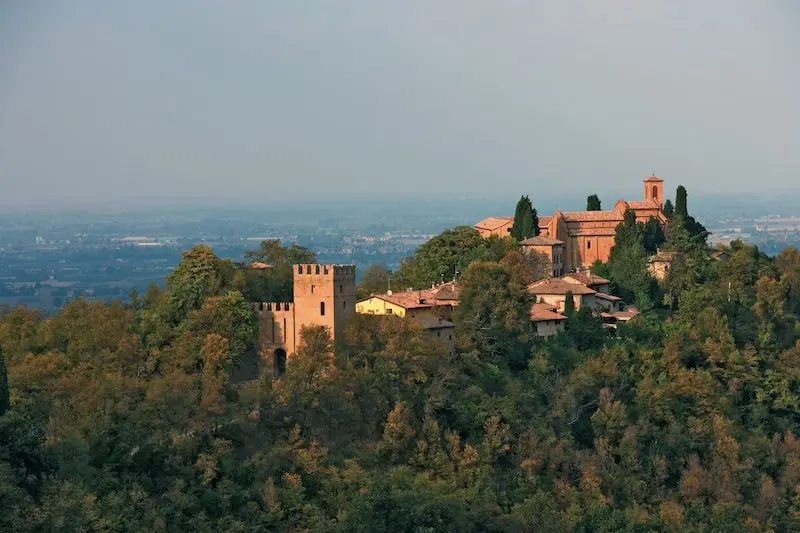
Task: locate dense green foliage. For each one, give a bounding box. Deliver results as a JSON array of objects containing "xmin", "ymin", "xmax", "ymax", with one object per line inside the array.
[
  {"xmin": 2, "ymin": 212, "xmax": 800, "ymax": 531},
  {"xmin": 240, "ymin": 239, "xmax": 317, "ymax": 302},
  {"xmin": 586, "ymin": 194, "xmax": 602, "ymax": 211},
  {"xmin": 356, "ymin": 264, "xmax": 391, "ymax": 299},
  {"xmin": 394, "ymin": 226, "xmax": 514, "ymax": 288},
  {"xmin": 511, "ymin": 195, "xmax": 540, "ymax": 241}
]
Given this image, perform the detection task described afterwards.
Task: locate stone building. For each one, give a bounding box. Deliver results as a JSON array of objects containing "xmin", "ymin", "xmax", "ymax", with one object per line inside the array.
[
  {"xmin": 520, "ymin": 236, "xmax": 564, "ymax": 277},
  {"xmin": 475, "ymin": 176, "xmax": 668, "ymax": 272},
  {"xmin": 255, "ymin": 264, "xmax": 356, "ymax": 373},
  {"xmin": 648, "ymin": 249, "xmax": 678, "ymax": 281}
]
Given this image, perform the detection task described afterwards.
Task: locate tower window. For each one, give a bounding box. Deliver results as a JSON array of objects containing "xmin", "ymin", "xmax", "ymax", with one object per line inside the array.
[
  {"xmin": 311, "ymin": 285, "xmax": 315, "ymax": 294},
  {"xmin": 306, "ymin": 265, "xmax": 311, "ymax": 274},
  {"xmin": 320, "ymin": 302, "xmax": 325, "ymax": 316},
  {"xmin": 587, "ymin": 240, "xmax": 592, "ymax": 249},
  {"xmin": 315, "ymin": 265, "xmax": 320, "ymax": 274},
  {"xmin": 298, "ymin": 265, "xmax": 303, "ymax": 274},
  {"xmin": 343, "ymin": 300, "xmax": 346, "ymax": 309},
  {"xmin": 652, "ymin": 185, "xmax": 658, "ymax": 200}
]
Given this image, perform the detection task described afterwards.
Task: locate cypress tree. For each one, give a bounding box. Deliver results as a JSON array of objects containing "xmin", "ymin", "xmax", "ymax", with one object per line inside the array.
[
  {"xmin": 663, "ymin": 199, "xmax": 674, "ymax": 219},
  {"xmin": 563, "ymin": 290, "xmax": 576, "ymax": 317},
  {"xmin": 586, "ymin": 194, "xmax": 602, "ymax": 211},
  {"xmin": 0, "ymin": 347, "xmax": 9, "ymax": 417},
  {"xmin": 675, "ymin": 185, "xmax": 688, "ymax": 217},
  {"xmin": 511, "ymin": 196, "xmax": 537, "ymax": 240}
]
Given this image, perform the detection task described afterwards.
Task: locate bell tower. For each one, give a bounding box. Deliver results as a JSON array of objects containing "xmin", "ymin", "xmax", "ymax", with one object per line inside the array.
[{"xmin": 643, "ymin": 175, "xmax": 664, "ymax": 207}]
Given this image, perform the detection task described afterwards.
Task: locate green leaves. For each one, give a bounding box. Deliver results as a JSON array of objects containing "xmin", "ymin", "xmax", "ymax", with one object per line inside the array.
[{"xmin": 511, "ymin": 195, "xmax": 540, "ymax": 240}]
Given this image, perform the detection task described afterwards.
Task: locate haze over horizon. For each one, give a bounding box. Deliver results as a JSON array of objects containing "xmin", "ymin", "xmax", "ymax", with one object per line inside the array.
[{"xmin": 1, "ymin": 1, "xmax": 798, "ymax": 210}]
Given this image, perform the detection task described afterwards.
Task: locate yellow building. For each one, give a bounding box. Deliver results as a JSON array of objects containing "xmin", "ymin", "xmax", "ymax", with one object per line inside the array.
[{"xmin": 356, "ymin": 282, "xmax": 462, "ymax": 349}]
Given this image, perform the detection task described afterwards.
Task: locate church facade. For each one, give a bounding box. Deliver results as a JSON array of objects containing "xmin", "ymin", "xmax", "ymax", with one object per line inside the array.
[{"xmin": 475, "ymin": 176, "xmax": 668, "ymax": 272}]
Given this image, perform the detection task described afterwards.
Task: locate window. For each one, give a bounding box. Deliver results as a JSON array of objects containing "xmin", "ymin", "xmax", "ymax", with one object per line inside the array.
[
  {"xmin": 652, "ymin": 185, "xmax": 658, "ymax": 199},
  {"xmin": 343, "ymin": 300, "xmax": 346, "ymax": 309},
  {"xmin": 311, "ymin": 284, "xmax": 315, "ymax": 294},
  {"xmin": 339, "ymin": 284, "xmax": 343, "ymax": 293},
  {"xmin": 306, "ymin": 265, "xmax": 311, "ymax": 274},
  {"xmin": 320, "ymin": 302, "xmax": 325, "ymax": 316},
  {"xmin": 448, "ymin": 334, "xmax": 452, "ymax": 341},
  {"xmin": 386, "ymin": 308, "xmax": 393, "ymax": 314},
  {"xmin": 315, "ymin": 265, "xmax": 320, "ymax": 274},
  {"xmin": 298, "ymin": 265, "xmax": 303, "ymax": 274},
  {"xmin": 437, "ymin": 331, "xmax": 441, "ymax": 337},
  {"xmin": 587, "ymin": 240, "xmax": 592, "ymax": 249}
]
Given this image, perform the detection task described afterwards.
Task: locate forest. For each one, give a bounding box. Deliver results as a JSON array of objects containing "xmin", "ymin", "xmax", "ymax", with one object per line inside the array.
[{"xmin": 2, "ymin": 186, "xmax": 800, "ymax": 532}]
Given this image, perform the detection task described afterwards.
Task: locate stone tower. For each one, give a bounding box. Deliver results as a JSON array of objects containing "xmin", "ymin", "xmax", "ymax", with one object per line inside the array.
[
  {"xmin": 643, "ymin": 175, "xmax": 664, "ymax": 207},
  {"xmin": 255, "ymin": 264, "xmax": 357, "ymax": 376},
  {"xmin": 292, "ymin": 264, "xmax": 356, "ymax": 350}
]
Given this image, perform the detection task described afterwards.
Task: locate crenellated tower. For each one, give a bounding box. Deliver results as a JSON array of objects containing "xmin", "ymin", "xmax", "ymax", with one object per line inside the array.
[
  {"xmin": 255, "ymin": 264, "xmax": 357, "ymax": 375},
  {"xmin": 292, "ymin": 264, "xmax": 356, "ymax": 350}
]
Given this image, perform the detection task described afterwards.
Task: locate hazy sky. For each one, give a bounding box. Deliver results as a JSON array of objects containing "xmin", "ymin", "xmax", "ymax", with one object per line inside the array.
[{"xmin": 1, "ymin": 1, "xmax": 798, "ymax": 209}]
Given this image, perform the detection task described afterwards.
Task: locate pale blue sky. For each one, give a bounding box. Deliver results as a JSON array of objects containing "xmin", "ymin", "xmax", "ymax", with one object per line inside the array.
[{"xmin": 0, "ymin": 1, "xmax": 798, "ymax": 209}]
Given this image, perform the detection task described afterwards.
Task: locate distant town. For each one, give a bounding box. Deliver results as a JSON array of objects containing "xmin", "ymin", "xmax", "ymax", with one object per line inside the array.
[{"xmin": 1, "ymin": 194, "xmax": 798, "ymax": 311}]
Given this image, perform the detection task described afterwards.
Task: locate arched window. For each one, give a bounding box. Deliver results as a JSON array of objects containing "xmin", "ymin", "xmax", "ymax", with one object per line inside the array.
[
  {"xmin": 652, "ymin": 185, "xmax": 658, "ymax": 200},
  {"xmin": 320, "ymin": 301, "xmax": 325, "ymax": 316}
]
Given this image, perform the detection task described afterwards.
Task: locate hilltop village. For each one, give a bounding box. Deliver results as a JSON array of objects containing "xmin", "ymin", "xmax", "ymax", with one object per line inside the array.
[{"xmin": 255, "ymin": 176, "xmax": 685, "ymax": 371}]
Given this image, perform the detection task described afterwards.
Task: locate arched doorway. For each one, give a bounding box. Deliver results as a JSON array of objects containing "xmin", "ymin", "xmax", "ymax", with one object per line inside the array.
[{"xmin": 273, "ymin": 348, "xmax": 287, "ymax": 376}]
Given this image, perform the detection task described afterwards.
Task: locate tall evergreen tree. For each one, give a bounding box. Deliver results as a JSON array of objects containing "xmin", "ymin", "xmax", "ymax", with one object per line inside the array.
[
  {"xmin": 642, "ymin": 216, "xmax": 666, "ymax": 253},
  {"xmin": 663, "ymin": 198, "xmax": 674, "ymax": 219},
  {"xmin": 586, "ymin": 194, "xmax": 602, "ymax": 211},
  {"xmin": 511, "ymin": 196, "xmax": 537, "ymax": 240},
  {"xmin": 675, "ymin": 185, "xmax": 688, "ymax": 217},
  {"xmin": 563, "ymin": 290, "xmax": 576, "ymax": 317}
]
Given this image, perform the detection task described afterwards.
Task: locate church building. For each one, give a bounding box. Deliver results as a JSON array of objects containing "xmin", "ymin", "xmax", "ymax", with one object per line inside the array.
[{"xmin": 475, "ymin": 175, "xmax": 668, "ymax": 272}]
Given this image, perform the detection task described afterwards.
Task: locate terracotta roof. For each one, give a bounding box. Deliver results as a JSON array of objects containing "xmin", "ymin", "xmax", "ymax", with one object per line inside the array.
[
  {"xmin": 601, "ymin": 309, "xmax": 639, "ymax": 321},
  {"xmin": 528, "ymin": 279, "xmax": 596, "ymax": 295},
  {"xmin": 569, "ymin": 228, "xmax": 618, "ymax": 237},
  {"xmin": 626, "ymin": 200, "xmax": 662, "ymax": 210},
  {"xmin": 431, "ymin": 281, "xmax": 462, "ymax": 301},
  {"xmin": 560, "ymin": 210, "xmax": 625, "ymax": 222},
  {"xmin": 563, "ymin": 272, "xmax": 610, "ymax": 286},
  {"xmin": 594, "ymin": 292, "xmax": 622, "ymax": 301},
  {"xmin": 520, "ymin": 236, "xmax": 564, "ymax": 246},
  {"xmin": 643, "ymin": 175, "xmax": 664, "ymax": 182},
  {"xmin": 538, "ymin": 215, "xmax": 552, "ymax": 228},
  {"xmin": 474, "ymin": 216, "xmax": 513, "ymax": 231},
  {"xmin": 362, "ymin": 287, "xmax": 460, "ymax": 310},
  {"xmin": 649, "ymin": 251, "xmax": 677, "ymax": 263},
  {"xmin": 530, "ymin": 303, "xmax": 567, "ymax": 322}
]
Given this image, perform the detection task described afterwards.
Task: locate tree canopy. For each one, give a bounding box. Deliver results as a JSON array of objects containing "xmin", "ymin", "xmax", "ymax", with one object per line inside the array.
[
  {"xmin": 510, "ymin": 195, "xmax": 539, "ymax": 240},
  {"xmin": 1, "ymin": 221, "xmax": 800, "ymax": 532},
  {"xmin": 586, "ymin": 194, "xmax": 602, "ymax": 211}
]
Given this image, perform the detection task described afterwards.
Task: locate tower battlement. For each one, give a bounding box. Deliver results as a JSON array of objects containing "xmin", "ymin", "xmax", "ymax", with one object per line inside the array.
[
  {"xmin": 294, "ymin": 264, "xmax": 356, "ymax": 279},
  {"xmin": 254, "ymin": 302, "xmax": 295, "ymax": 314}
]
